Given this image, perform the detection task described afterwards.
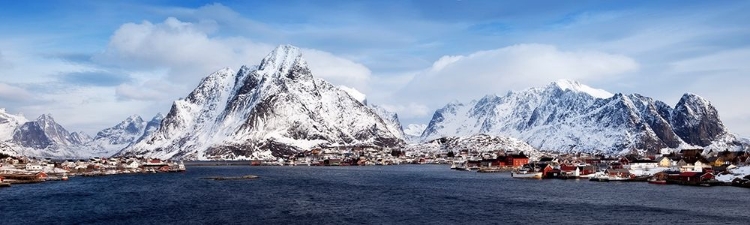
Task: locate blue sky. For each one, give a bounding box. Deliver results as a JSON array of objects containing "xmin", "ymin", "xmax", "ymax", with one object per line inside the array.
[{"xmin": 1, "ymin": 0, "xmax": 750, "ymax": 137}]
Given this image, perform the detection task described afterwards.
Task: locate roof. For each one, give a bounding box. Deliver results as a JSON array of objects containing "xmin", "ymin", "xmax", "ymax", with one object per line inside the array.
[
  {"xmin": 509, "ymin": 154, "xmax": 528, "ymax": 159},
  {"xmin": 680, "ymin": 149, "xmax": 702, "ymax": 153},
  {"xmin": 631, "ymin": 159, "xmax": 657, "ymax": 164},
  {"xmin": 678, "ymin": 172, "xmax": 705, "ymax": 177},
  {"xmin": 539, "ymin": 157, "xmax": 554, "ymax": 162}
]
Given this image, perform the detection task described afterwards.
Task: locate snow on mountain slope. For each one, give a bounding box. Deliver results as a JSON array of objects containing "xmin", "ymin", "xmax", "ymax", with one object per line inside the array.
[
  {"xmin": 339, "ymin": 85, "xmax": 367, "ymax": 104},
  {"xmin": 339, "ymin": 86, "xmax": 405, "ymax": 141},
  {"xmin": 0, "ymin": 108, "xmax": 27, "ymax": 141},
  {"xmin": 405, "ymin": 134, "xmax": 542, "ymax": 160},
  {"xmin": 422, "ymin": 80, "xmax": 739, "ymax": 154},
  {"xmin": 135, "ymin": 113, "xmax": 164, "ymax": 143},
  {"xmin": 404, "ymin": 124, "xmax": 427, "ymax": 137},
  {"xmin": 403, "ymin": 124, "xmax": 427, "ymax": 144},
  {"xmin": 0, "ymin": 109, "xmax": 28, "ymax": 156},
  {"xmin": 370, "ymin": 104, "xmax": 405, "ymax": 140},
  {"xmin": 9, "ymin": 114, "xmax": 87, "ymax": 158},
  {"xmin": 83, "ymin": 114, "xmax": 163, "ymax": 157},
  {"xmin": 554, "ymin": 79, "xmax": 613, "ymax": 99},
  {"xmin": 120, "ymin": 45, "xmax": 404, "ymax": 160},
  {"xmin": 1, "ymin": 107, "xmax": 165, "ymax": 158}
]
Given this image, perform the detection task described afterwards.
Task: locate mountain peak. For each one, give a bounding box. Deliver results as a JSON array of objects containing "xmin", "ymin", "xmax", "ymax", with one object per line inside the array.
[
  {"xmin": 551, "ymin": 79, "xmax": 613, "ymax": 99},
  {"xmin": 151, "ymin": 113, "xmax": 164, "ymax": 121},
  {"xmin": 258, "ymin": 45, "xmax": 307, "ymax": 74},
  {"xmin": 126, "ymin": 115, "xmax": 143, "ymax": 122},
  {"xmin": 37, "ymin": 114, "xmax": 54, "ymax": 122},
  {"xmin": 678, "ymin": 92, "xmax": 708, "ymax": 105}
]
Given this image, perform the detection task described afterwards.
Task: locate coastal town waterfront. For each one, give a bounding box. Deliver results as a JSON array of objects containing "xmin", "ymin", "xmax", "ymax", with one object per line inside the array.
[
  {"xmin": 0, "ymin": 156, "xmax": 185, "ymax": 187},
  {"xmin": 2, "ymin": 165, "xmax": 750, "ymax": 225}
]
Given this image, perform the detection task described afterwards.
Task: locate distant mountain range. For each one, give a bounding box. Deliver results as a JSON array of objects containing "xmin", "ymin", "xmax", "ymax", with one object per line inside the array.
[
  {"xmin": 1, "ymin": 46, "xmax": 745, "ymax": 159},
  {"xmin": 0, "ymin": 109, "xmax": 162, "ymax": 158},
  {"xmin": 420, "ymin": 79, "xmax": 745, "ymax": 154}
]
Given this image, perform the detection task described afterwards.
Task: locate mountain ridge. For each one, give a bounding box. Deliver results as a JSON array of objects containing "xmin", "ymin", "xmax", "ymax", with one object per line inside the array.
[{"xmin": 421, "ymin": 80, "xmax": 743, "ymax": 154}]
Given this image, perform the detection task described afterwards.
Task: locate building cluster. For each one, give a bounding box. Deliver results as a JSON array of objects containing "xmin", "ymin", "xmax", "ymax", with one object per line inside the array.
[
  {"xmin": 252, "ymin": 145, "xmax": 453, "ymax": 166},
  {"xmin": 450, "ymin": 148, "xmax": 750, "ymax": 186},
  {"xmin": 0, "ymin": 155, "xmax": 185, "ymax": 186}
]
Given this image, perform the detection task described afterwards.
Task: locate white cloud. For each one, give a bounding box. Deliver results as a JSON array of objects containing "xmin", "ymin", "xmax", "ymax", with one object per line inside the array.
[
  {"xmin": 670, "ymin": 48, "xmax": 750, "ymax": 75},
  {"xmin": 116, "ymin": 82, "xmax": 173, "ymax": 101},
  {"xmin": 397, "ymin": 44, "xmax": 639, "ymax": 107},
  {"xmin": 303, "ymin": 49, "xmax": 372, "ymax": 92},
  {"xmin": 96, "ymin": 17, "xmax": 372, "ymax": 94},
  {"xmin": 0, "ymin": 83, "xmax": 33, "ymax": 102},
  {"xmin": 377, "ymin": 103, "xmax": 431, "ymax": 119},
  {"xmin": 430, "ymin": 55, "xmax": 464, "ymax": 72},
  {"xmin": 95, "ymin": 17, "xmax": 274, "ymax": 84}
]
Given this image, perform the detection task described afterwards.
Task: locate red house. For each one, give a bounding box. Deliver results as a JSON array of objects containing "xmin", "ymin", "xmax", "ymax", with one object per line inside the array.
[
  {"xmin": 506, "ymin": 153, "xmax": 529, "ymax": 168},
  {"xmin": 669, "ymin": 172, "xmax": 714, "ymax": 185}
]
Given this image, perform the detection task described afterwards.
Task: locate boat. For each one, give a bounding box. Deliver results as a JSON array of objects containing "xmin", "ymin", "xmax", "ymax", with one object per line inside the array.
[
  {"xmin": 588, "ymin": 172, "xmax": 609, "ymax": 182},
  {"xmin": 647, "ymin": 178, "xmax": 666, "ymax": 185},
  {"xmin": 511, "ymin": 168, "xmax": 543, "ymax": 179},
  {"xmin": 61, "ymin": 173, "xmax": 69, "ymax": 181},
  {"xmin": 451, "ymin": 160, "xmax": 471, "ymax": 171},
  {"xmin": 0, "ymin": 176, "xmax": 9, "ymax": 187}
]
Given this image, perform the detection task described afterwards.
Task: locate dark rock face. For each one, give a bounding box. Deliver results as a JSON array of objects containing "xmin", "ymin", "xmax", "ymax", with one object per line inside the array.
[
  {"xmin": 671, "ymin": 93, "xmax": 726, "ymax": 146},
  {"xmin": 134, "ymin": 114, "xmax": 163, "ymax": 143},
  {"xmin": 12, "ymin": 114, "xmax": 81, "ymax": 149},
  {"xmin": 13, "ymin": 122, "xmax": 52, "ymax": 149}
]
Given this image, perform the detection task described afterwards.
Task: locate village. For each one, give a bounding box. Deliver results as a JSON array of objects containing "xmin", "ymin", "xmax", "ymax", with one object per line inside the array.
[
  {"xmin": 0, "ymin": 154, "xmax": 185, "ymax": 187},
  {"xmin": 259, "ymin": 146, "xmax": 750, "ymax": 188},
  {"xmin": 3, "ymin": 146, "xmax": 750, "ymax": 189},
  {"xmin": 448, "ymin": 148, "xmax": 750, "ymax": 188}
]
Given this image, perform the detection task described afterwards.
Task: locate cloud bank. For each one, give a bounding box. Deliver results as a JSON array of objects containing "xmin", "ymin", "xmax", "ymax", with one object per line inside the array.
[{"xmin": 392, "ymin": 44, "xmax": 639, "ymax": 116}]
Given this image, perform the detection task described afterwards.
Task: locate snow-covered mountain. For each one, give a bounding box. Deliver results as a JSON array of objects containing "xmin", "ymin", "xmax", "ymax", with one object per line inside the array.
[
  {"xmin": 0, "ymin": 107, "xmax": 164, "ymax": 158},
  {"xmin": 370, "ymin": 104, "xmax": 405, "ymax": 140},
  {"xmin": 0, "ymin": 108, "xmax": 28, "ymax": 156},
  {"xmin": 84, "ymin": 114, "xmax": 163, "ymax": 157},
  {"xmin": 405, "ymin": 134, "xmax": 542, "ymax": 160},
  {"xmin": 6, "ymin": 114, "xmax": 87, "ymax": 158},
  {"xmin": 338, "ymin": 86, "xmax": 405, "ymax": 140},
  {"xmin": 403, "ymin": 124, "xmax": 427, "ymax": 144},
  {"xmin": 421, "ymin": 79, "xmax": 741, "ymax": 154},
  {"xmin": 118, "ymin": 45, "xmax": 404, "ymax": 160}
]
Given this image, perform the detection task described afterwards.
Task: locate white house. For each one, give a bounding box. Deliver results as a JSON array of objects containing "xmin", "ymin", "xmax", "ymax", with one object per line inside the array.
[
  {"xmin": 124, "ymin": 160, "xmax": 140, "ymax": 170},
  {"xmin": 627, "ymin": 160, "xmax": 658, "ymax": 170},
  {"xmin": 25, "ymin": 163, "xmax": 43, "ymax": 171}
]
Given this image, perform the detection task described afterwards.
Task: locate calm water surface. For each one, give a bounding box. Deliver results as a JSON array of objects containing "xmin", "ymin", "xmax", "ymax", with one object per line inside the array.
[{"xmin": 2, "ymin": 165, "xmax": 749, "ymax": 224}]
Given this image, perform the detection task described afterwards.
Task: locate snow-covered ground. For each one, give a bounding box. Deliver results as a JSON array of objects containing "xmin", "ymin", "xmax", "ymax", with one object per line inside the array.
[
  {"xmin": 628, "ymin": 167, "xmax": 670, "ymax": 176},
  {"xmin": 716, "ymin": 166, "xmax": 750, "ymax": 182}
]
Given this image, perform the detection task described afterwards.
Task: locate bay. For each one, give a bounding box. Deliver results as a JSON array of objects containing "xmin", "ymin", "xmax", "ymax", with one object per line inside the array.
[{"xmin": 2, "ymin": 165, "xmax": 749, "ymax": 224}]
